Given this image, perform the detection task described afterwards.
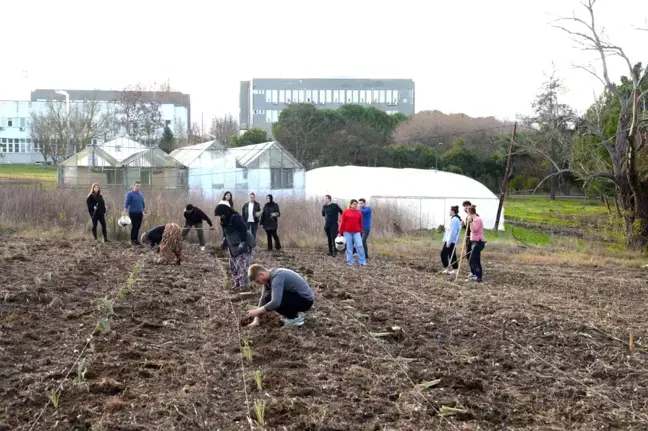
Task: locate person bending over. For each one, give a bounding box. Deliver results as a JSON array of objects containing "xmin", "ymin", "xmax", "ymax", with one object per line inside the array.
[
  {"xmin": 246, "ymin": 264, "xmax": 314, "ymax": 328},
  {"xmin": 141, "ymin": 223, "xmax": 182, "ymax": 264},
  {"xmin": 182, "ymin": 204, "xmax": 214, "ymax": 251}
]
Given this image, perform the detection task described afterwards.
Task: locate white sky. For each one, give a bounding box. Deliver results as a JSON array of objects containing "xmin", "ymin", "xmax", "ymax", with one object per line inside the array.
[{"xmin": 0, "ymin": 0, "xmax": 646, "ymax": 125}]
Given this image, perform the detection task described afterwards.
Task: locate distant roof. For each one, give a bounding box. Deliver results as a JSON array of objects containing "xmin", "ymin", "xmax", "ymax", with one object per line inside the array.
[
  {"xmin": 169, "ymin": 140, "xmax": 228, "ymax": 166},
  {"xmin": 30, "ymin": 89, "xmax": 191, "ymax": 107},
  {"xmin": 99, "ymin": 137, "xmax": 149, "ymax": 163},
  {"xmin": 228, "ymin": 141, "xmax": 303, "ymax": 168}
]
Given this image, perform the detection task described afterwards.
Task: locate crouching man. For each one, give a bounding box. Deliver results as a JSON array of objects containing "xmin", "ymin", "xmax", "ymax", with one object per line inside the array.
[
  {"xmin": 245, "ymin": 264, "xmax": 314, "ymax": 328},
  {"xmin": 141, "ymin": 223, "xmax": 182, "ymax": 265}
]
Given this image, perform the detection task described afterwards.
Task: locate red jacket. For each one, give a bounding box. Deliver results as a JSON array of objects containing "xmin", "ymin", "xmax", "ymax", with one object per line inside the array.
[{"xmin": 339, "ymin": 209, "xmax": 363, "ymax": 234}]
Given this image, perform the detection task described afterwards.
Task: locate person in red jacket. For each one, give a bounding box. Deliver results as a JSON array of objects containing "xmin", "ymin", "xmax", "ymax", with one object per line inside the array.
[{"xmin": 339, "ymin": 199, "xmax": 366, "ymax": 265}]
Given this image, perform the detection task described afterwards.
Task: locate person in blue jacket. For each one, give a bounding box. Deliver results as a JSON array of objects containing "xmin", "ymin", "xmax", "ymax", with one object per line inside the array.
[
  {"xmin": 441, "ymin": 205, "xmax": 462, "ymax": 274},
  {"xmin": 358, "ymin": 198, "xmax": 372, "ymax": 259},
  {"xmin": 123, "ymin": 181, "xmax": 146, "ymax": 246}
]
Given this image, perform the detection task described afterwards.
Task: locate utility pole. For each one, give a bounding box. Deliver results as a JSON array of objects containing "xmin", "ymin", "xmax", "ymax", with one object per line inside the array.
[{"xmin": 494, "ymin": 121, "xmax": 517, "ymax": 232}]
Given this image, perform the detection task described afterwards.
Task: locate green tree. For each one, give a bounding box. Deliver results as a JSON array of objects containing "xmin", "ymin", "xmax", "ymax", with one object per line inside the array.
[
  {"xmin": 230, "ymin": 127, "xmax": 269, "ymax": 147},
  {"xmin": 159, "ymin": 126, "xmax": 175, "ymax": 154}
]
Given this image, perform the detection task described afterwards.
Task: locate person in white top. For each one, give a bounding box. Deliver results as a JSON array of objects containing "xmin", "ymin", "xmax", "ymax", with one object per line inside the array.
[{"xmin": 241, "ymin": 192, "xmax": 261, "ymax": 240}]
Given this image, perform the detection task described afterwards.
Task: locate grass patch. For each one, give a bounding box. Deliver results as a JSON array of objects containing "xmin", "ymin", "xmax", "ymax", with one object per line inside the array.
[
  {"xmin": 0, "ymin": 164, "xmax": 57, "ymax": 183},
  {"xmin": 505, "ymin": 196, "xmax": 610, "ymax": 228}
]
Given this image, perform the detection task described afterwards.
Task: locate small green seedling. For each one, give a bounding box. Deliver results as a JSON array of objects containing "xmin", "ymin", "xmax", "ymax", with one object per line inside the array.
[
  {"xmin": 439, "ymin": 405, "xmax": 467, "ymax": 417},
  {"xmin": 253, "ymin": 399, "xmax": 266, "ymax": 426},
  {"xmin": 252, "ymin": 370, "xmax": 263, "ymax": 390},
  {"xmin": 417, "ymin": 379, "xmax": 441, "ymax": 390},
  {"xmin": 99, "ymin": 297, "xmax": 116, "ymax": 317},
  {"xmin": 77, "ymin": 358, "xmax": 87, "ymax": 382},
  {"xmin": 46, "ymin": 389, "xmax": 61, "ymax": 410},
  {"xmin": 97, "ymin": 317, "xmax": 111, "ymax": 334},
  {"xmin": 242, "ymin": 339, "xmax": 253, "ymax": 364}
]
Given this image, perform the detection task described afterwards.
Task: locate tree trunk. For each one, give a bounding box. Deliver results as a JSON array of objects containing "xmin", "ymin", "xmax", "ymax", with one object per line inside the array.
[
  {"xmin": 616, "ymin": 175, "xmax": 648, "ymax": 250},
  {"xmin": 550, "ymin": 172, "xmax": 558, "ymax": 200}
]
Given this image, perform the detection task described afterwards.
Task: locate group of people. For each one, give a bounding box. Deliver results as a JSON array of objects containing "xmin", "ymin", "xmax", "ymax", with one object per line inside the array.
[
  {"xmin": 322, "ymin": 195, "xmax": 372, "ymax": 266},
  {"xmin": 440, "ymin": 200, "xmax": 485, "ymax": 283}
]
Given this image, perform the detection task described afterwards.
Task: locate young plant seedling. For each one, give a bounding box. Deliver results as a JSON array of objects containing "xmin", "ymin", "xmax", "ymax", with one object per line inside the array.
[
  {"xmin": 46, "ymin": 389, "xmax": 61, "ymax": 410},
  {"xmin": 99, "ymin": 297, "xmax": 116, "ymax": 317},
  {"xmin": 252, "ymin": 370, "xmax": 263, "ymax": 390},
  {"xmin": 253, "ymin": 399, "xmax": 266, "ymax": 426},
  {"xmin": 77, "ymin": 358, "xmax": 87, "ymax": 382},
  {"xmin": 242, "ymin": 339, "xmax": 253, "ymax": 364}
]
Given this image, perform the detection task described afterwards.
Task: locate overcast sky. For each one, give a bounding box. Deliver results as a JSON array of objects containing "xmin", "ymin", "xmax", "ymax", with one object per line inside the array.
[{"xmin": 1, "ymin": 0, "xmax": 646, "ymax": 125}]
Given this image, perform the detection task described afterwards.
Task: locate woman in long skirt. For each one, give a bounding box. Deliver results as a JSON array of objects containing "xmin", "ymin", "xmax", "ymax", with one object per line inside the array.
[
  {"xmin": 158, "ymin": 222, "xmax": 183, "ymax": 265},
  {"xmin": 215, "ymin": 201, "xmax": 253, "ymax": 289}
]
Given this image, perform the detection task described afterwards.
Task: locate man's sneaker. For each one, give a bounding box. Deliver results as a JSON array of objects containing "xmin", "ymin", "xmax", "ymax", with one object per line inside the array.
[
  {"xmin": 200, "ymin": 246, "xmax": 206, "ymax": 251},
  {"xmin": 447, "ymin": 269, "xmax": 457, "ymax": 275},
  {"xmin": 466, "ymin": 274, "xmax": 478, "ymax": 281},
  {"xmin": 442, "ymin": 268, "xmax": 449, "ymax": 274},
  {"xmin": 283, "ymin": 314, "xmax": 305, "ymax": 327}
]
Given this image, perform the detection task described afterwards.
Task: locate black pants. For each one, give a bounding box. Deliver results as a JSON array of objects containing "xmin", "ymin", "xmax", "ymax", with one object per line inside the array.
[
  {"xmin": 464, "ymin": 239, "xmax": 472, "ymax": 261},
  {"xmin": 246, "ymin": 221, "xmax": 258, "ymax": 240},
  {"xmin": 324, "ymin": 224, "xmax": 337, "ymax": 254},
  {"xmin": 469, "ymin": 240, "xmax": 485, "ymax": 281},
  {"xmin": 441, "ymin": 242, "xmax": 458, "ymax": 269},
  {"xmin": 182, "ymin": 222, "xmax": 205, "ymax": 246},
  {"xmin": 265, "ymin": 229, "xmax": 281, "ymax": 250},
  {"xmin": 92, "ymin": 215, "xmax": 107, "ymax": 240},
  {"xmin": 129, "ymin": 212, "xmax": 143, "ymax": 243},
  {"xmin": 261, "ymin": 289, "xmax": 313, "ymax": 319}
]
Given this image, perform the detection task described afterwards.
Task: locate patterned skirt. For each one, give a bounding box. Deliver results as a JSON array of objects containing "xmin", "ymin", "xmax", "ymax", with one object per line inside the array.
[
  {"xmin": 158, "ymin": 223, "xmax": 182, "ymax": 264},
  {"xmin": 229, "ymin": 250, "xmax": 252, "ymax": 288}
]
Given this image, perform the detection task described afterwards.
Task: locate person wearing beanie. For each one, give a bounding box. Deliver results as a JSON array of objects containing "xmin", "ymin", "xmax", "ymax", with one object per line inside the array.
[
  {"xmin": 182, "ymin": 204, "xmax": 214, "ymax": 251},
  {"xmin": 441, "ymin": 205, "xmax": 462, "ymax": 274},
  {"xmin": 215, "ymin": 201, "xmax": 254, "ymax": 289}
]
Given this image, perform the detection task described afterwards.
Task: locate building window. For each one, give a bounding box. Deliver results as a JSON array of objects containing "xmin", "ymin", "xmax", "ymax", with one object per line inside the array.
[
  {"xmin": 266, "ymin": 110, "xmax": 273, "ymax": 123},
  {"xmin": 292, "ymin": 89, "xmax": 298, "ymax": 103},
  {"xmin": 324, "ymin": 90, "xmax": 331, "ymax": 103},
  {"xmin": 373, "ymin": 90, "xmax": 379, "ymax": 103},
  {"xmin": 305, "ymin": 90, "xmax": 312, "ymax": 103},
  {"xmin": 20, "ymin": 118, "xmax": 26, "ymax": 128},
  {"xmin": 320, "ymin": 90, "xmax": 326, "ymax": 104},
  {"xmin": 393, "ymin": 90, "xmax": 399, "ymax": 104},
  {"xmin": 271, "ymin": 90, "xmax": 278, "ymax": 103},
  {"xmin": 266, "ymin": 91, "xmax": 272, "ymax": 103},
  {"xmin": 352, "ymin": 90, "xmax": 359, "ymax": 103},
  {"xmin": 379, "ymin": 90, "xmax": 385, "ymax": 103},
  {"xmin": 312, "ymin": 90, "xmax": 318, "ymax": 104},
  {"xmin": 271, "ymin": 168, "xmax": 294, "ymax": 189},
  {"xmin": 7, "ymin": 118, "xmax": 13, "ymax": 127},
  {"xmin": 385, "ymin": 90, "xmax": 392, "ymax": 104},
  {"xmin": 347, "ymin": 90, "xmax": 353, "ymax": 103},
  {"xmin": 298, "ymin": 90, "xmax": 305, "ymax": 103},
  {"xmin": 0, "ymin": 143, "xmax": 5, "ymax": 153},
  {"xmin": 403, "ymin": 98, "xmax": 408, "ymax": 103},
  {"xmin": 279, "ymin": 90, "xmax": 285, "ymax": 103}
]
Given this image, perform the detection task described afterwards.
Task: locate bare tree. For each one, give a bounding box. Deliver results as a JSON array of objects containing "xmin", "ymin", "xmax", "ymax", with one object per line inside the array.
[
  {"xmin": 554, "ymin": 0, "xmax": 648, "ymax": 248},
  {"xmin": 29, "ymin": 111, "xmax": 57, "ymax": 164},
  {"xmin": 115, "ymin": 82, "xmax": 165, "ymax": 146},
  {"xmin": 519, "ymin": 72, "xmax": 577, "ymax": 199},
  {"xmin": 208, "ymin": 114, "xmax": 239, "ymax": 145}
]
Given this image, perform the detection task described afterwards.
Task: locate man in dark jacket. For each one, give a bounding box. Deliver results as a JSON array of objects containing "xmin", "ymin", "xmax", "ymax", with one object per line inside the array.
[
  {"xmin": 322, "ymin": 194, "xmax": 343, "ymax": 256},
  {"xmin": 241, "ymin": 192, "xmax": 261, "ymax": 240},
  {"xmin": 182, "ymin": 204, "xmax": 213, "ymax": 251}
]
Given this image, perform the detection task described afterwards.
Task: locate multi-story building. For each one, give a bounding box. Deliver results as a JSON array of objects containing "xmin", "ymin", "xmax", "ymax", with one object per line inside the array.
[
  {"xmin": 239, "ymin": 78, "xmax": 415, "ymax": 134},
  {"xmin": 0, "ymin": 89, "xmax": 191, "ymax": 164}
]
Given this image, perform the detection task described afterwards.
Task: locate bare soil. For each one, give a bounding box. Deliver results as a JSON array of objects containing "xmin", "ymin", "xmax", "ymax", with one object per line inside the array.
[{"xmin": 1, "ymin": 236, "xmax": 647, "ymax": 430}]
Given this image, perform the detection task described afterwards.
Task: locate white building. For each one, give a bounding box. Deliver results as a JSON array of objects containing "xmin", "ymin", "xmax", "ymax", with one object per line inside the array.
[
  {"xmin": 0, "ymin": 89, "xmax": 191, "ymax": 164},
  {"xmin": 305, "ymin": 166, "xmax": 504, "ymax": 231}
]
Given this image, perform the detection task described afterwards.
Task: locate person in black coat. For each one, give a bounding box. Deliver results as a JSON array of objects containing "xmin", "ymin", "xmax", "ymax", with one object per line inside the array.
[
  {"xmin": 322, "ymin": 194, "xmax": 343, "ymax": 256},
  {"xmin": 182, "ymin": 204, "xmax": 214, "ymax": 250},
  {"xmin": 241, "ymin": 192, "xmax": 262, "ymax": 240},
  {"xmin": 86, "ymin": 183, "xmax": 109, "ymax": 242},
  {"xmin": 215, "ymin": 201, "xmax": 253, "ymax": 289},
  {"xmin": 260, "ymin": 194, "xmax": 281, "ymax": 251}
]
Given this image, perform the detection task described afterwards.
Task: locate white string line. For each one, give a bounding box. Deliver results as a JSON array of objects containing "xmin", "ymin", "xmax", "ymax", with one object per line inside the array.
[
  {"xmin": 312, "ymin": 284, "xmax": 460, "ymax": 430},
  {"xmin": 28, "ymin": 260, "xmax": 143, "ymax": 431},
  {"xmin": 216, "ymin": 251, "xmax": 254, "ymax": 431},
  {"xmin": 389, "ymin": 267, "xmax": 648, "ymax": 422}
]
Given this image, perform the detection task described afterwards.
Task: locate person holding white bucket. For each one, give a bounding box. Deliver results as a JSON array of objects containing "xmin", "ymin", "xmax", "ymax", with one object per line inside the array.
[{"xmin": 338, "ymin": 199, "xmax": 366, "ymax": 266}]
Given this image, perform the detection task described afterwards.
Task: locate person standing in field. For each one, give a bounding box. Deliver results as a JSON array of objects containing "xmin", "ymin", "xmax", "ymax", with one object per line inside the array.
[
  {"xmin": 241, "ymin": 192, "xmax": 261, "ymax": 241},
  {"xmin": 441, "ymin": 205, "xmax": 462, "ymax": 274},
  {"xmin": 260, "ymin": 194, "xmax": 281, "ymax": 251},
  {"xmin": 141, "ymin": 223, "xmax": 183, "ymax": 264},
  {"xmin": 322, "ymin": 194, "xmax": 343, "ymax": 257},
  {"xmin": 182, "ymin": 204, "xmax": 214, "ymax": 251},
  {"xmin": 339, "ymin": 199, "xmax": 366, "ymax": 266},
  {"xmin": 86, "ymin": 183, "xmax": 109, "ymax": 243},
  {"xmin": 466, "ymin": 204, "xmax": 485, "ymax": 283},
  {"xmin": 123, "ymin": 181, "xmax": 146, "ymax": 246},
  {"xmin": 221, "ymin": 191, "xmax": 235, "ymax": 211},
  {"xmin": 358, "ymin": 198, "xmax": 372, "ymax": 259},
  {"xmin": 245, "ymin": 264, "xmax": 314, "ymax": 328},
  {"xmin": 215, "ymin": 201, "xmax": 254, "ymax": 289},
  {"xmin": 461, "ymin": 200, "xmax": 478, "ymax": 278}
]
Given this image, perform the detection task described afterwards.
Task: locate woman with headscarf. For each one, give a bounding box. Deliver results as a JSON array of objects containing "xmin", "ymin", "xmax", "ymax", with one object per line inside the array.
[
  {"xmin": 86, "ymin": 183, "xmax": 109, "ymax": 242},
  {"xmin": 260, "ymin": 194, "xmax": 281, "ymax": 251},
  {"xmin": 141, "ymin": 223, "xmax": 183, "ymax": 265},
  {"xmin": 215, "ymin": 200, "xmax": 253, "ymax": 289}
]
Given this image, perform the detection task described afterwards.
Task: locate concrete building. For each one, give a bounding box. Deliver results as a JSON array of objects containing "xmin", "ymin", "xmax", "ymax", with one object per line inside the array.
[
  {"xmin": 0, "ymin": 89, "xmax": 191, "ymax": 164},
  {"xmin": 239, "ymin": 78, "xmax": 415, "ymax": 134}
]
